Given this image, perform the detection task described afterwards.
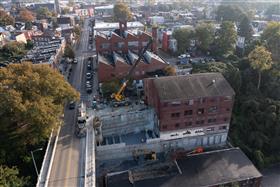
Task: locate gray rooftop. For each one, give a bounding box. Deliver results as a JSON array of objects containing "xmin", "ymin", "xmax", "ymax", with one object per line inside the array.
[
  {"xmin": 150, "ymin": 73, "xmax": 235, "ymax": 101},
  {"xmin": 106, "ymin": 148, "xmax": 262, "ymax": 187}
]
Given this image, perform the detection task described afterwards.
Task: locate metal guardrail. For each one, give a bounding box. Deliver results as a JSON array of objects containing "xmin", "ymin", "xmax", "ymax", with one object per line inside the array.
[{"xmin": 36, "ymin": 130, "xmax": 53, "ymax": 187}]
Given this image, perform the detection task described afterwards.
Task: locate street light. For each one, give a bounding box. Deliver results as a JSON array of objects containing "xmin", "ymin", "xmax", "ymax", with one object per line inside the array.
[{"xmin": 31, "ymin": 148, "xmax": 43, "ymax": 176}]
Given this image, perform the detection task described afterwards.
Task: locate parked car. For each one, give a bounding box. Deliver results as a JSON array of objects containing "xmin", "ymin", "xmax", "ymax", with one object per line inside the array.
[
  {"xmin": 68, "ymin": 101, "xmax": 75, "ymax": 109},
  {"xmin": 73, "ymin": 58, "xmax": 78, "ymax": 64},
  {"xmin": 86, "ymin": 73, "xmax": 92, "ymax": 80}
]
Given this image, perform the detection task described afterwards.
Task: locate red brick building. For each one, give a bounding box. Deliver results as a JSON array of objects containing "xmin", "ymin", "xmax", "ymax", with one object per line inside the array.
[
  {"xmin": 144, "ymin": 73, "xmax": 235, "ymax": 141},
  {"xmin": 98, "ymin": 51, "xmax": 168, "ymax": 82},
  {"xmin": 95, "ymin": 21, "xmax": 158, "ymax": 54},
  {"xmin": 96, "ymin": 21, "xmax": 166, "ymax": 83}
]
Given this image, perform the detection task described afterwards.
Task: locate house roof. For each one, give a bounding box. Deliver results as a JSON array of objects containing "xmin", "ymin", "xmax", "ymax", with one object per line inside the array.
[
  {"xmin": 148, "ymin": 73, "xmax": 235, "ymax": 101},
  {"xmin": 106, "ymin": 148, "xmax": 262, "ymax": 187}
]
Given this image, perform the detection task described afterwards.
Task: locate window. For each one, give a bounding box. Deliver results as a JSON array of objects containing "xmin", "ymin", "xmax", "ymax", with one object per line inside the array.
[
  {"xmin": 226, "ymin": 108, "xmax": 230, "ymax": 112},
  {"xmin": 171, "ymin": 101, "xmax": 181, "ymax": 106},
  {"xmin": 185, "ymin": 122, "xmax": 192, "ymax": 126},
  {"xmin": 186, "ymin": 100, "xmax": 194, "ymax": 106},
  {"xmin": 162, "ymin": 125, "xmax": 167, "ymax": 129},
  {"xmin": 175, "ymin": 123, "xmax": 180, "ymax": 128},
  {"xmin": 101, "ymin": 43, "xmax": 110, "ymax": 49},
  {"xmin": 206, "ymin": 127, "xmax": 215, "ymax": 132},
  {"xmin": 117, "ymin": 42, "xmax": 124, "ymax": 48},
  {"xmin": 208, "ymin": 118, "xmax": 217, "ymax": 123},
  {"xmin": 171, "ymin": 113, "xmax": 180, "ymax": 118},
  {"xmin": 199, "ymin": 98, "xmax": 206, "ymax": 104},
  {"xmin": 219, "ymin": 125, "xmax": 227, "ymax": 130},
  {"xmin": 184, "ymin": 110, "xmax": 193, "ymax": 116},
  {"xmin": 128, "ymin": 41, "xmax": 138, "ymax": 47},
  {"xmin": 224, "ymin": 117, "xmax": 229, "ymax": 122},
  {"xmin": 208, "ymin": 106, "xmax": 218, "ymax": 113},
  {"xmin": 210, "ymin": 98, "xmax": 217, "ymax": 102},
  {"xmin": 224, "ymin": 96, "xmax": 232, "ymax": 101},
  {"xmin": 197, "ymin": 108, "xmax": 204, "ymax": 115},
  {"xmin": 196, "ymin": 120, "xmax": 204, "ymax": 125}
]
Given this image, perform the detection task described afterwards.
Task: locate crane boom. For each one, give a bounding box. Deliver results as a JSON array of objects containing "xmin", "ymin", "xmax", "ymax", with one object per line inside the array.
[{"xmin": 112, "ymin": 37, "xmax": 153, "ymax": 102}]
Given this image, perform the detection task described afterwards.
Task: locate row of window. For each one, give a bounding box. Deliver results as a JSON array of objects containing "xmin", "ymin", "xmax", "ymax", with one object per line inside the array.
[
  {"xmin": 162, "ymin": 124, "xmax": 228, "ymax": 131},
  {"xmin": 171, "ymin": 107, "xmax": 230, "ymax": 118},
  {"xmin": 162, "ymin": 118, "xmax": 228, "ymax": 129},
  {"xmin": 163, "ymin": 96, "xmax": 232, "ymax": 107}
]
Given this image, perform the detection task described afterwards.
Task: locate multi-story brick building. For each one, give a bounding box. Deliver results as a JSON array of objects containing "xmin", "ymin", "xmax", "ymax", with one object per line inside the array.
[
  {"xmin": 98, "ymin": 51, "xmax": 168, "ymax": 82},
  {"xmin": 96, "ymin": 21, "xmax": 166, "ymax": 83},
  {"xmin": 144, "ymin": 73, "xmax": 235, "ymax": 142},
  {"xmin": 95, "ymin": 21, "xmax": 157, "ymax": 54}
]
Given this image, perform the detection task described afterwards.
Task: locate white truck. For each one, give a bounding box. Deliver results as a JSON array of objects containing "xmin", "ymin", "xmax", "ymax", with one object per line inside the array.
[{"xmin": 75, "ymin": 102, "xmax": 87, "ymax": 138}]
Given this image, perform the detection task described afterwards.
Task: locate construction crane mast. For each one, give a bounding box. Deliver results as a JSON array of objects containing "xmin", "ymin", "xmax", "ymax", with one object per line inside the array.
[{"xmin": 111, "ymin": 37, "xmax": 153, "ymax": 102}]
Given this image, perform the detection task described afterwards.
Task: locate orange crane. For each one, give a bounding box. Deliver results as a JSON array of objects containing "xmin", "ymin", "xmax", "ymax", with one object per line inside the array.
[{"xmin": 111, "ymin": 37, "xmax": 153, "ymax": 102}]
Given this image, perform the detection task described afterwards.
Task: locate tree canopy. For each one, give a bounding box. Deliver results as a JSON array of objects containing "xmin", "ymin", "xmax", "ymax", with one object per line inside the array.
[
  {"xmin": 238, "ymin": 15, "xmax": 253, "ymax": 42},
  {"xmin": 0, "ymin": 165, "xmax": 29, "ymax": 187},
  {"xmin": 216, "ymin": 5, "xmax": 246, "ymax": 22},
  {"xmin": 0, "ymin": 62, "xmax": 79, "ymax": 146},
  {"xmin": 195, "ymin": 23, "xmax": 215, "ymax": 53},
  {"xmin": 64, "ymin": 44, "xmax": 75, "ymax": 59},
  {"xmin": 18, "ymin": 9, "xmax": 35, "ymax": 23},
  {"xmin": 36, "ymin": 7, "xmax": 52, "ymax": 20},
  {"xmin": 261, "ymin": 22, "xmax": 280, "ymax": 61},
  {"xmin": 0, "ymin": 10, "xmax": 15, "ymax": 26},
  {"xmin": 113, "ymin": 2, "xmax": 132, "ymax": 21},
  {"xmin": 172, "ymin": 28, "xmax": 194, "ymax": 54},
  {"xmin": 0, "ymin": 42, "xmax": 27, "ymax": 63},
  {"xmin": 248, "ymin": 46, "xmax": 272, "ymax": 90},
  {"xmin": 213, "ymin": 21, "xmax": 237, "ymax": 56}
]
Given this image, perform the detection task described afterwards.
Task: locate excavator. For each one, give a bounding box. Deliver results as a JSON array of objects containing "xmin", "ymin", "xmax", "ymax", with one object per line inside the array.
[{"xmin": 111, "ymin": 37, "xmax": 153, "ymax": 103}]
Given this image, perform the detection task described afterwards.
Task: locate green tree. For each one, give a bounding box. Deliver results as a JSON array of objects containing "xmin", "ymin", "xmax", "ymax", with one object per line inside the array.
[
  {"xmin": 261, "ymin": 22, "xmax": 280, "ymax": 61},
  {"xmin": 0, "ymin": 10, "xmax": 15, "ymax": 26},
  {"xmin": 25, "ymin": 39, "xmax": 34, "ymax": 50},
  {"xmin": 0, "ymin": 42, "xmax": 27, "ymax": 62},
  {"xmin": 248, "ymin": 46, "xmax": 273, "ymax": 90},
  {"xmin": 101, "ymin": 80, "xmax": 121, "ymax": 99},
  {"xmin": 0, "ymin": 165, "xmax": 29, "ymax": 187},
  {"xmin": 214, "ymin": 21, "xmax": 237, "ymax": 56},
  {"xmin": 195, "ymin": 23, "xmax": 215, "ymax": 53},
  {"xmin": 173, "ymin": 28, "xmax": 194, "ymax": 54},
  {"xmin": 73, "ymin": 26, "xmax": 81, "ymax": 41},
  {"xmin": 36, "ymin": 7, "xmax": 52, "ymax": 20},
  {"xmin": 64, "ymin": 44, "xmax": 75, "ymax": 59},
  {"xmin": 0, "ymin": 62, "xmax": 79, "ymax": 146},
  {"xmin": 113, "ymin": 2, "xmax": 132, "ymax": 21},
  {"xmin": 216, "ymin": 5, "xmax": 245, "ymax": 22},
  {"xmin": 238, "ymin": 15, "xmax": 253, "ymax": 42}
]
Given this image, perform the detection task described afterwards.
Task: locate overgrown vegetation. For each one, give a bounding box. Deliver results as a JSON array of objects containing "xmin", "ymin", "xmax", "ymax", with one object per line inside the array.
[{"xmin": 0, "ymin": 63, "xmax": 79, "ymax": 185}]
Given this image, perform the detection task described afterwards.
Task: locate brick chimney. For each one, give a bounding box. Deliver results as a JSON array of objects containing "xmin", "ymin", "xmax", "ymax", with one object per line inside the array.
[
  {"xmin": 119, "ymin": 20, "xmax": 127, "ymax": 36},
  {"xmin": 151, "ymin": 26, "xmax": 158, "ymax": 54}
]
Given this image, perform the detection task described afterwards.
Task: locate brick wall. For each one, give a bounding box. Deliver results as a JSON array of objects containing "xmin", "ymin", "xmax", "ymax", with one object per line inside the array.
[{"xmin": 144, "ymin": 80, "xmax": 235, "ymax": 133}]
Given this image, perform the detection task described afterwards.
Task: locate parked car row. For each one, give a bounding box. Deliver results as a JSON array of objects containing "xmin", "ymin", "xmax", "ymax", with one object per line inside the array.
[{"xmin": 85, "ymin": 57, "xmax": 95, "ymax": 94}]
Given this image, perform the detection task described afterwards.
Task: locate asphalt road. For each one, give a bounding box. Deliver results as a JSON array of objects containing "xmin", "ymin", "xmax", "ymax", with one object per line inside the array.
[{"xmin": 47, "ymin": 18, "xmax": 91, "ymax": 187}]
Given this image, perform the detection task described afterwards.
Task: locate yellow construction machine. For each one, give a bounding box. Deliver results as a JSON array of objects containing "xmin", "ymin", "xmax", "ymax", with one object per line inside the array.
[{"xmin": 111, "ymin": 38, "xmax": 153, "ymax": 102}]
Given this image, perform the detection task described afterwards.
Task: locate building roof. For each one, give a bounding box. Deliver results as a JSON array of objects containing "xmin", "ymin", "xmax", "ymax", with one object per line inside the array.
[
  {"xmin": 149, "ymin": 73, "xmax": 235, "ymax": 101},
  {"xmin": 94, "ymin": 22, "xmax": 144, "ymax": 31},
  {"xmin": 106, "ymin": 148, "xmax": 262, "ymax": 187}
]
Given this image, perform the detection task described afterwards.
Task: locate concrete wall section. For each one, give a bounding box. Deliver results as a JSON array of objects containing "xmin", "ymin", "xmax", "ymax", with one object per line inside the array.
[
  {"xmin": 95, "ymin": 132, "xmax": 228, "ymax": 161},
  {"xmin": 101, "ymin": 109, "xmax": 156, "ymax": 136}
]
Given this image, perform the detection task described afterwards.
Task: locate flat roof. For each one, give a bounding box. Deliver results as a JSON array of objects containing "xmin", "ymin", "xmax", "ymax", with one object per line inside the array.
[
  {"xmin": 106, "ymin": 148, "xmax": 262, "ymax": 187},
  {"xmin": 149, "ymin": 73, "xmax": 235, "ymax": 101},
  {"xmin": 94, "ymin": 22, "xmax": 144, "ymax": 30}
]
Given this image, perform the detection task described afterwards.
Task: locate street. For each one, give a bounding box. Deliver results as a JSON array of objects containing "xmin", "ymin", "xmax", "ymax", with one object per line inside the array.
[{"xmin": 47, "ymin": 18, "xmax": 96, "ymax": 187}]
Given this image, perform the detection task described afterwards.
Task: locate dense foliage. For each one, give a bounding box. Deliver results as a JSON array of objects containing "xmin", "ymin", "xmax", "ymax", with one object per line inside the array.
[
  {"xmin": 113, "ymin": 2, "xmax": 132, "ymax": 21},
  {"xmin": 193, "ymin": 45, "xmax": 280, "ymax": 168},
  {"xmin": 0, "ymin": 63, "xmax": 79, "ymax": 185},
  {"xmin": 0, "ymin": 165, "xmax": 29, "ymax": 187},
  {"xmin": 0, "ymin": 10, "xmax": 15, "ymax": 26},
  {"xmin": 0, "ymin": 42, "xmax": 28, "ymax": 63},
  {"xmin": 172, "ymin": 28, "xmax": 194, "ymax": 54}
]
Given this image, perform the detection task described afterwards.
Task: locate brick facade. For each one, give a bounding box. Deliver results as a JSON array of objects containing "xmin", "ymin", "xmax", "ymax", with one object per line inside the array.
[{"xmin": 144, "ymin": 74, "xmax": 235, "ymax": 136}]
